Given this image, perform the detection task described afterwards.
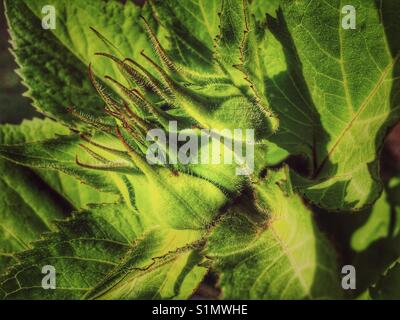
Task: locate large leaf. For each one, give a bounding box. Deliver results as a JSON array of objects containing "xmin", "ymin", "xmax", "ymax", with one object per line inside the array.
[
  {"xmin": 83, "ymin": 229, "xmax": 206, "ymax": 300},
  {"xmin": 0, "ymin": 119, "xmax": 209, "ymax": 299},
  {"xmin": 0, "ymin": 118, "xmax": 70, "ymax": 267},
  {"xmin": 0, "ymin": 118, "xmax": 71, "ymax": 272},
  {"xmin": 0, "ymin": 133, "xmax": 120, "ymax": 194},
  {"xmin": 0, "ymin": 123, "xmax": 231, "ymax": 231},
  {"xmin": 18, "ymin": 0, "xmax": 158, "ymax": 79},
  {"xmin": 264, "ymin": 0, "xmax": 400, "ymax": 210},
  {"xmin": 4, "ymin": 0, "xmax": 155, "ymax": 127},
  {"xmin": 0, "ymin": 159, "xmax": 71, "ymax": 272},
  {"xmin": 5, "ymin": 0, "xmax": 101, "ymax": 128},
  {"xmin": 0, "ymin": 118, "xmax": 120, "ymax": 273},
  {"xmin": 0, "ymin": 118, "xmax": 119, "ymax": 208},
  {"xmin": 206, "ymin": 168, "xmax": 342, "ymax": 299},
  {"xmin": 0, "ymin": 203, "xmax": 207, "ymax": 300}
]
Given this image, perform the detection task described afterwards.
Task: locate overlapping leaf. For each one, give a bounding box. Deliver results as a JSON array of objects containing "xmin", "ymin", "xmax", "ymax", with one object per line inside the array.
[
  {"xmin": 263, "ymin": 0, "xmax": 400, "ymax": 210},
  {"xmin": 0, "ymin": 203, "xmax": 207, "ymax": 300},
  {"xmin": 0, "ymin": 119, "xmax": 210, "ymax": 300},
  {"xmin": 0, "ymin": 129, "xmax": 232, "ymax": 230},
  {"xmin": 206, "ymin": 168, "xmax": 342, "ymax": 299},
  {"xmin": 0, "ymin": 118, "xmax": 121, "ymax": 272},
  {"xmin": 5, "ymin": 0, "xmax": 159, "ymax": 127},
  {"xmin": 0, "ymin": 158, "xmax": 70, "ymax": 271}
]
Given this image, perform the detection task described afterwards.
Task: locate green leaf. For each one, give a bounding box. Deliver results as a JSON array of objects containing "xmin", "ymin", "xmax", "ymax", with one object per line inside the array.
[
  {"xmin": 206, "ymin": 168, "xmax": 342, "ymax": 299},
  {"xmin": 5, "ymin": 0, "xmax": 102, "ymax": 128},
  {"xmin": 0, "ymin": 121, "xmax": 212, "ymax": 299},
  {"xmin": 0, "ymin": 118, "xmax": 120, "ymax": 208},
  {"xmin": 150, "ymin": 0, "xmax": 221, "ymax": 74},
  {"xmin": 1, "ymin": 121, "xmax": 219, "ymax": 299},
  {"xmin": 265, "ymin": 0, "xmax": 400, "ymax": 210},
  {"xmin": 0, "ymin": 134, "xmax": 232, "ymax": 230},
  {"xmin": 370, "ymin": 260, "xmax": 400, "ymax": 300},
  {"xmin": 0, "ymin": 203, "xmax": 207, "ymax": 300},
  {"xmin": 19, "ymin": 0, "xmax": 158, "ymax": 79},
  {"xmin": 0, "ymin": 118, "xmax": 68, "ymax": 144},
  {"xmin": 0, "ymin": 119, "xmax": 72, "ymax": 272},
  {"xmin": 0, "ymin": 159, "xmax": 72, "ymax": 272},
  {"xmin": 0, "ymin": 118, "xmax": 121, "ymax": 272},
  {"xmin": 87, "ymin": 249, "xmax": 207, "ymax": 300},
  {"xmin": 5, "ymin": 0, "xmax": 156, "ymax": 127},
  {"xmin": 84, "ymin": 229, "xmax": 206, "ymax": 300},
  {"xmin": 0, "ymin": 133, "xmax": 120, "ymax": 194}
]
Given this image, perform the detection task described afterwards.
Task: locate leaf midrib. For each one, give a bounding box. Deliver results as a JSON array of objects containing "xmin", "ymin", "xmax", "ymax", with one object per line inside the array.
[{"xmin": 315, "ymin": 54, "xmax": 399, "ymax": 177}]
